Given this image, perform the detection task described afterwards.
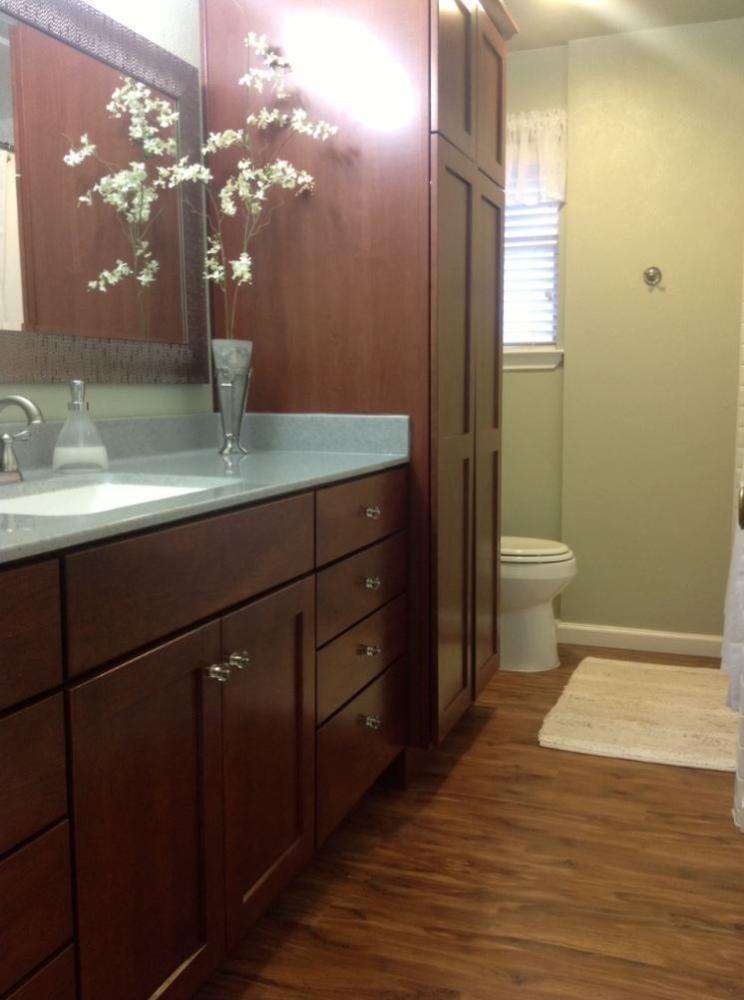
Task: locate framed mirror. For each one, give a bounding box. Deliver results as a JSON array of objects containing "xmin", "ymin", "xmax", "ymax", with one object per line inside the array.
[{"xmin": 0, "ymin": 0, "xmax": 209, "ymax": 383}]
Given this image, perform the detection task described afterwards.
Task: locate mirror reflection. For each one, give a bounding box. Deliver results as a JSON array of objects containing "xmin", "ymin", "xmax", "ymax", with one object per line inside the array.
[{"xmin": 0, "ymin": 4, "xmax": 202, "ymax": 354}]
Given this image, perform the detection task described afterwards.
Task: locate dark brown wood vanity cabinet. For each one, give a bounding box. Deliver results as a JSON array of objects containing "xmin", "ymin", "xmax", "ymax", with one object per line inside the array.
[
  {"xmin": 0, "ymin": 464, "xmax": 408, "ymax": 1000},
  {"xmin": 0, "ymin": 560, "xmax": 63, "ymax": 711},
  {"xmin": 221, "ymin": 578, "xmax": 316, "ymax": 950},
  {"xmin": 0, "ymin": 565, "xmax": 73, "ymax": 999},
  {"xmin": 201, "ymin": 0, "xmax": 514, "ymax": 748},
  {"xmin": 315, "ymin": 469, "xmax": 409, "ymax": 844}
]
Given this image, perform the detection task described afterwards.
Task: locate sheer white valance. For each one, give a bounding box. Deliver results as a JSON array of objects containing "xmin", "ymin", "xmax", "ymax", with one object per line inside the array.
[{"xmin": 506, "ymin": 109, "xmax": 567, "ymax": 207}]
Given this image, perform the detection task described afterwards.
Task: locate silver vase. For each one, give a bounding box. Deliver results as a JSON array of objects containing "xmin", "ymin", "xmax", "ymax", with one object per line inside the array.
[{"xmin": 211, "ymin": 339, "xmax": 253, "ymax": 457}]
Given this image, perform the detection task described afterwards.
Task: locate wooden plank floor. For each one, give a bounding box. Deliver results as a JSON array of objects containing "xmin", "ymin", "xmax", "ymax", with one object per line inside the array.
[{"xmin": 196, "ymin": 645, "xmax": 744, "ymax": 1000}]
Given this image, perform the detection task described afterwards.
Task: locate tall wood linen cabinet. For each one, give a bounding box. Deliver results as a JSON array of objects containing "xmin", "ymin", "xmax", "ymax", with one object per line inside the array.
[{"xmin": 202, "ymin": 0, "xmax": 516, "ymax": 745}]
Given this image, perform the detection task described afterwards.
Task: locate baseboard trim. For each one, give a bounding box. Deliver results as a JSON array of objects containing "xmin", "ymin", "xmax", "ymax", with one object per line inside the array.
[{"xmin": 556, "ymin": 621, "xmax": 722, "ymax": 658}]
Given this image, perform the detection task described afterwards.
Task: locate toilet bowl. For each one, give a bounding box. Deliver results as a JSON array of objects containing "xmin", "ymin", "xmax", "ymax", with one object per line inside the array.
[{"xmin": 500, "ymin": 536, "xmax": 577, "ymax": 672}]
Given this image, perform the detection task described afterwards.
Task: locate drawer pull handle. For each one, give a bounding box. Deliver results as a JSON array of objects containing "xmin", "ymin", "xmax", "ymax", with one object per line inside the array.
[
  {"xmin": 228, "ymin": 651, "xmax": 251, "ymax": 670},
  {"xmin": 359, "ymin": 644, "xmax": 383, "ymax": 658},
  {"xmin": 363, "ymin": 505, "xmax": 382, "ymax": 520},
  {"xmin": 363, "ymin": 576, "xmax": 382, "ymax": 591},
  {"xmin": 363, "ymin": 714, "xmax": 382, "ymax": 731},
  {"xmin": 206, "ymin": 663, "xmax": 231, "ymax": 683}
]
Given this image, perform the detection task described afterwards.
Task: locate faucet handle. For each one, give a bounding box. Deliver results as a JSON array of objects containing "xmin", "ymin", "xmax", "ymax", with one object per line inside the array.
[{"xmin": 0, "ymin": 396, "xmax": 45, "ymax": 484}]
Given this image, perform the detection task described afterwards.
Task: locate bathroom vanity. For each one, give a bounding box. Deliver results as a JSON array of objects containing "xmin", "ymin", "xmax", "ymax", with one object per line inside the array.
[{"xmin": 0, "ymin": 416, "xmax": 409, "ymax": 1000}]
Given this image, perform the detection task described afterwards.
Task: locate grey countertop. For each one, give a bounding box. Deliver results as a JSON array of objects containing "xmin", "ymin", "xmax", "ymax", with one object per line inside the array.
[{"xmin": 0, "ymin": 413, "xmax": 409, "ymax": 565}]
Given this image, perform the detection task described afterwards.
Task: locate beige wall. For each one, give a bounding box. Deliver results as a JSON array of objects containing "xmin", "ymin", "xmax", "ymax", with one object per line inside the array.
[
  {"xmin": 506, "ymin": 19, "xmax": 744, "ymax": 636},
  {"xmin": 0, "ymin": 0, "xmax": 213, "ymax": 421},
  {"xmin": 502, "ymin": 46, "xmax": 567, "ymax": 542}
]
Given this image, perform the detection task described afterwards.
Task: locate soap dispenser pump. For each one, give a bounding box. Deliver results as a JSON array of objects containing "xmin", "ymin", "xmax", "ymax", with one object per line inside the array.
[{"xmin": 53, "ymin": 380, "xmax": 109, "ymax": 472}]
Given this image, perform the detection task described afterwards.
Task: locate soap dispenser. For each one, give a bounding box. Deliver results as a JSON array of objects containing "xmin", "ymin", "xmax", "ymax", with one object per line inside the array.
[{"xmin": 53, "ymin": 380, "xmax": 109, "ymax": 472}]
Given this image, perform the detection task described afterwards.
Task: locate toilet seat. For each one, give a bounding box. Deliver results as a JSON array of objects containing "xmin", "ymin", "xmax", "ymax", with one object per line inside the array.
[{"xmin": 501, "ymin": 536, "xmax": 574, "ymax": 565}]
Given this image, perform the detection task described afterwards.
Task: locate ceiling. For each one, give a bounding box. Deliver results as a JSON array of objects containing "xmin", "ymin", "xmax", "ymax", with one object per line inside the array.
[{"xmin": 505, "ymin": 0, "xmax": 744, "ymax": 50}]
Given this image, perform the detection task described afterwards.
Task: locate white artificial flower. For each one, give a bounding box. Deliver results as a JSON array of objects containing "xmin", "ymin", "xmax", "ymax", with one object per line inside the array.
[
  {"xmin": 106, "ymin": 77, "xmax": 179, "ymax": 159},
  {"xmin": 88, "ymin": 259, "xmax": 133, "ymax": 292},
  {"xmin": 63, "ymin": 134, "xmax": 97, "ymax": 166},
  {"xmin": 202, "ymin": 129, "xmax": 246, "ymax": 155},
  {"xmin": 230, "ymin": 252, "xmax": 253, "ymax": 285},
  {"xmin": 204, "ymin": 236, "xmax": 226, "ymax": 286},
  {"xmin": 219, "ymin": 179, "xmax": 239, "ymax": 217},
  {"xmin": 156, "ymin": 157, "xmax": 212, "ymax": 189}
]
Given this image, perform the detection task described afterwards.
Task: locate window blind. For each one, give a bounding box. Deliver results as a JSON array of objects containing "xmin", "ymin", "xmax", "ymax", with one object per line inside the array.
[{"xmin": 504, "ymin": 200, "xmax": 560, "ymax": 346}]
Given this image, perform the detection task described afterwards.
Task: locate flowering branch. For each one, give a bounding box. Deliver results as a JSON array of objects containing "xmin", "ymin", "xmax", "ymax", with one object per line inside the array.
[
  {"xmin": 199, "ymin": 32, "xmax": 338, "ymax": 340},
  {"xmin": 63, "ymin": 79, "xmax": 205, "ymax": 337},
  {"xmin": 63, "ymin": 33, "xmax": 337, "ymax": 342}
]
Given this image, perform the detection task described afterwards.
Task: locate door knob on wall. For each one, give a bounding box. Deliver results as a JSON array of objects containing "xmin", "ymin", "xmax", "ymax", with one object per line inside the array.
[{"xmin": 643, "ymin": 266, "xmax": 663, "ymax": 288}]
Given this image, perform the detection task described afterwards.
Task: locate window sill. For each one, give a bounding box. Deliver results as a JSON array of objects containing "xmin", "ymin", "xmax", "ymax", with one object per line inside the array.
[{"xmin": 503, "ymin": 347, "xmax": 564, "ymax": 372}]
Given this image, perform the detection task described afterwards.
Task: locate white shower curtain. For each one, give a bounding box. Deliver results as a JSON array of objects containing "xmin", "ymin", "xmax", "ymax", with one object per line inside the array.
[
  {"xmin": 0, "ymin": 151, "xmax": 24, "ymax": 330},
  {"xmin": 721, "ymin": 483, "xmax": 744, "ymax": 831}
]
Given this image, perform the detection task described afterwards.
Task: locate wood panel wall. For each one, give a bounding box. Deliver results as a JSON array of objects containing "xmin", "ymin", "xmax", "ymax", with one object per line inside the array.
[{"xmin": 201, "ymin": 0, "xmax": 433, "ymax": 744}]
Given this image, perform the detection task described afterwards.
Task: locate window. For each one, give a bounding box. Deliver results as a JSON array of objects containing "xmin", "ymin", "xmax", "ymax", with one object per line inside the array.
[{"xmin": 504, "ymin": 200, "xmax": 560, "ymax": 348}]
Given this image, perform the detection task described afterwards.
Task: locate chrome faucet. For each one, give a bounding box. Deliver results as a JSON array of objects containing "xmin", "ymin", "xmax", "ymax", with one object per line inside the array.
[{"xmin": 0, "ymin": 395, "xmax": 45, "ymax": 484}]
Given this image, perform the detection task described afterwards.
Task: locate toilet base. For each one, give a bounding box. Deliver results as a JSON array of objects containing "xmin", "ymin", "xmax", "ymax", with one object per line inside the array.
[{"xmin": 500, "ymin": 602, "xmax": 560, "ymax": 673}]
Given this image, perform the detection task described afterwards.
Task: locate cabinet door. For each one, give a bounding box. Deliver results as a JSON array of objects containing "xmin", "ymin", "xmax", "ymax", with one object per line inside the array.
[
  {"xmin": 475, "ymin": 6, "xmax": 506, "ymax": 186},
  {"xmin": 473, "ymin": 173, "xmax": 505, "ymax": 696},
  {"xmin": 69, "ymin": 622, "xmax": 224, "ymax": 1000},
  {"xmin": 432, "ymin": 0, "xmax": 477, "ymax": 160},
  {"xmin": 433, "ymin": 135, "xmax": 478, "ymax": 741},
  {"xmin": 221, "ymin": 578, "xmax": 315, "ymax": 950}
]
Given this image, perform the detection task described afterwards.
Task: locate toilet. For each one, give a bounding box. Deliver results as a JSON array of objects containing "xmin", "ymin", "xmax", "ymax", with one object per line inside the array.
[{"xmin": 500, "ymin": 537, "xmax": 577, "ymax": 672}]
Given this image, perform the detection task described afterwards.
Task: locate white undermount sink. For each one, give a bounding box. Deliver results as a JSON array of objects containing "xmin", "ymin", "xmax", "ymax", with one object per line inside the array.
[{"xmin": 0, "ymin": 479, "xmax": 227, "ymax": 517}]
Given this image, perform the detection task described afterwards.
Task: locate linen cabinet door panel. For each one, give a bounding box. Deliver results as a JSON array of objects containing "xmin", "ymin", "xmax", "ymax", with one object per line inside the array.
[
  {"xmin": 433, "ymin": 136, "xmax": 477, "ymax": 741},
  {"xmin": 473, "ymin": 174, "xmax": 504, "ymax": 695},
  {"xmin": 432, "ymin": 0, "xmax": 477, "ymax": 160},
  {"xmin": 221, "ymin": 577, "xmax": 315, "ymax": 950},
  {"xmin": 69, "ymin": 622, "xmax": 224, "ymax": 1000},
  {"xmin": 475, "ymin": 7, "xmax": 506, "ymax": 186}
]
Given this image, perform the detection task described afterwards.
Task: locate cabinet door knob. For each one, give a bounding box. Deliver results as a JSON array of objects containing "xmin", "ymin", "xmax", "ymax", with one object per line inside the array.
[
  {"xmin": 358, "ymin": 644, "xmax": 382, "ymax": 657},
  {"xmin": 363, "ymin": 714, "xmax": 382, "ymax": 730},
  {"xmin": 363, "ymin": 504, "xmax": 382, "ymax": 520},
  {"xmin": 206, "ymin": 663, "xmax": 231, "ymax": 683},
  {"xmin": 228, "ymin": 651, "xmax": 251, "ymax": 670},
  {"xmin": 363, "ymin": 576, "xmax": 382, "ymax": 591}
]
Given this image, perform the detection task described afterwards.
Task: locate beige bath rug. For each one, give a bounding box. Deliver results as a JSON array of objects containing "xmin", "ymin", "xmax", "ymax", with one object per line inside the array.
[{"xmin": 538, "ymin": 658, "xmax": 738, "ymax": 771}]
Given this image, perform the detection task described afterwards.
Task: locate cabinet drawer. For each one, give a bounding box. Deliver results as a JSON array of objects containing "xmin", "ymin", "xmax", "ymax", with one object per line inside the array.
[
  {"xmin": 317, "ymin": 658, "xmax": 407, "ymax": 844},
  {"xmin": 6, "ymin": 947, "xmax": 76, "ymax": 1000},
  {"xmin": 317, "ymin": 533, "xmax": 407, "ymax": 645},
  {"xmin": 317, "ymin": 595, "xmax": 407, "ymax": 726},
  {"xmin": 65, "ymin": 492, "xmax": 314, "ymax": 674},
  {"xmin": 0, "ymin": 695, "xmax": 67, "ymax": 856},
  {"xmin": 0, "ymin": 823, "xmax": 73, "ymax": 996},
  {"xmin": 0, "ymin": 560, "xmax": 62, "ymax": 711},
  {"xmin": 316, "ymin": 467, "xmax": 407, "ymax": 565}
]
